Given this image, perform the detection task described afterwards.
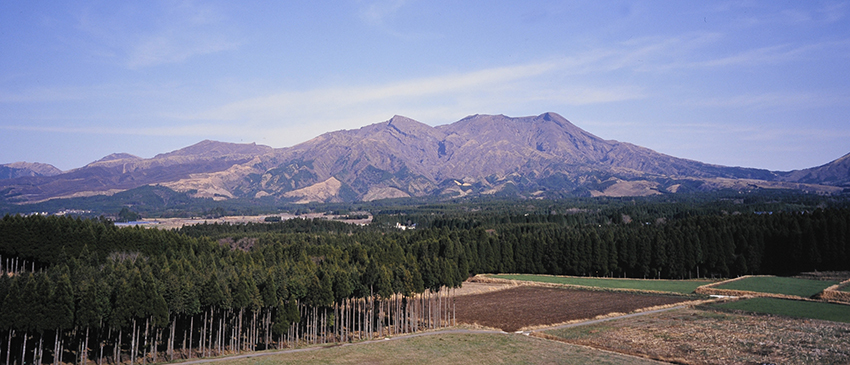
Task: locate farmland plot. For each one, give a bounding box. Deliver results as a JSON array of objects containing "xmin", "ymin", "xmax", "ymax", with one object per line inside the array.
[
  {"xmin": 489, "ymin": 274, "xmax": 710, "ymax": 294},
  {"xmin": 454, "ymin": 286, "xmax": 688, "ymax": 332},
  {"xmin": 542, "ymin": 307, "xmax": 850, "ymax": 365},
  {"xmin": 715, "ymin": 297, "xmax": 850, "ymax": 323},
  {"xmin": 713, "ymin": 276, "xmax": 837, "ymax": 297}
]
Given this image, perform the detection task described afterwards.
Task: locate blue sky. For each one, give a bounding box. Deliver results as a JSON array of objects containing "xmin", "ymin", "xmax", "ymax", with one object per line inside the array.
[{"xmin": 1, "ymin": 1, "xmax": 849, "ymax": 172}]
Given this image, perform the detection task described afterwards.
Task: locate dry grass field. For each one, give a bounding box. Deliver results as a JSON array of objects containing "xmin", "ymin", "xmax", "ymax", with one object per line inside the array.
[
  {"xmin": 203, "ymin": 332, "xmax": 666, "ymax": 365},
  {"xmin": 541, "ymin": 307, "xmax": 850, "ymax": 365}
]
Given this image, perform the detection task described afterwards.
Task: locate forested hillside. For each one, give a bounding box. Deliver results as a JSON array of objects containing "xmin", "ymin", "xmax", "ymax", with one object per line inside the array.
[{"xmin": 1, "ymin": 203, "xmax": 849, "ymax": 364}]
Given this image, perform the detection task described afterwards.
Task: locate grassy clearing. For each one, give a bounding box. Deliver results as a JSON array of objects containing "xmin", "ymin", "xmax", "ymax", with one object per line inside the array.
[
  {"xmin": 715, "ymin": 276, "xmax": 837, "ymax": 297},
  {"xmin": 211, "ymin": 332, "xmax": 660, "ymax": 365},
  {"xmin": 490, "ymin": 274, "xmax": 708, "ymax": 294},
  {"xmin": 840, "ymin": 284, "xmax": 850, "ymax": 293},
  {"xmin": 714, "ymin": 297, "xmax": 850, "ymax": 323}
]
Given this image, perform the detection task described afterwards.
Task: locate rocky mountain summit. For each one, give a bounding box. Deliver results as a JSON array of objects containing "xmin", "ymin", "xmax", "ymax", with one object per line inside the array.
[{"xmin": 1, "ymin": 113, "xmax": 847, "ymax": 204}]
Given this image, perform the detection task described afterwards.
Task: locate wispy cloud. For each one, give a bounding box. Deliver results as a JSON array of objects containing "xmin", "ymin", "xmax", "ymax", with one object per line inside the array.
[
  {"xmin": 819, "ymin": 2, "xmax": 848, "ymax": 23},
  {"xmin": 620, "ymin": 32, "xmax": 836, "ymax": 73},
  {"xmin": 358, "ymin": 0, "xmax": 407, "ymax": 25},
  {"xmin": 689, "ymin": 91, "xmax": 847, "ymax": 109},
  {"xmin": 126, "ymin": 31, "xmax": 237, "ymax": 69},
  {"xmin": 354, "ymin": 0, "xmax": 440, "ymax": 40},
  {"xmin": 0, "ymin": 86, "xmax": 88, "ymax": 103},
  {"xmin": 0, "ymin": 122, "xmax": 241, "ymax": 138},
  {"xmin": 735, "ymin": 2, "xmax": 848, "ymax": 27},
  {"xmin": 690, "ymin": 42, "xmax": 826, "ymax": 68},
  {"xmin": 191, "ymin": 56, "xmax": 645, "ymax": 125},
  {"xmin": 195, "ymin": 30, "xmax": 831, "ymax": 129},
  {"xmin": 76, "ymin": 1, "xmax": 239, "ymax": 69}
]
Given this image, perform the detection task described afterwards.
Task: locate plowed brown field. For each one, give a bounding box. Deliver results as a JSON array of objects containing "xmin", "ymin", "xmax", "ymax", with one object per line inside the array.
[{"xmin": 454, "ymin": 286, "xmax": 688, "ymax": 332}]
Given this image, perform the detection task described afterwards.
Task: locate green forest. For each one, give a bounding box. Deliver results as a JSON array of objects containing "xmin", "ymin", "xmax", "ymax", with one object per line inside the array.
[{"xmin": 1, "ymin": 193, "xmax": 849, "ymax": 364}]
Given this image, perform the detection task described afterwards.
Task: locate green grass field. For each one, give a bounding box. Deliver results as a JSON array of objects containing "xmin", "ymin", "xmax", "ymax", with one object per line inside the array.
[
  {"xmin": 840, "ymin": 284, "xmax": 850, "ymax": 293},
  {"xmin": 714, "ymin": 276, "xmax": 837, "ymax": 297},
  {"xmin": 489, "ymin": 274, "xmax": 709, "ymax": 294},
  {"xmin": 204, "ymin": 332, "xmax": 660, "ymax": 365},
  {"xmin": 714, "ymin": 297, "xmax": 850, "ymax": 323}
]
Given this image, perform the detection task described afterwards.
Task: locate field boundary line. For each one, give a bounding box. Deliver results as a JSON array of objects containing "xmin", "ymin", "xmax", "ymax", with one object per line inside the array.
[
  {"xmin": 521, "ymin": 296, "xmax": 727, "ymax": 334},
  {"xmin": 816, "ymin": 277, "xmax": 850, "ymax": 304},
  {"xmin": 475, "ymin": 274, "xmax": 698, "ymax": 297},
  {"xmin": 526, "ymin": 305, "xmax": 686, "ymax": 333},
  {"xmin": 694, "ymin": 274, "xmax": 753, "ymax": 291},
  {"xmin": 696, "ymin": 275, "xmax": 849, "ymax": 304}
]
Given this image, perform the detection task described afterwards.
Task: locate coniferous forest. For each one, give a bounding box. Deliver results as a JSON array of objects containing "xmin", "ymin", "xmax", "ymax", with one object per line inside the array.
[{"xmin": 1, "ymin": 193, "xmax": 849, "ymax": 364}]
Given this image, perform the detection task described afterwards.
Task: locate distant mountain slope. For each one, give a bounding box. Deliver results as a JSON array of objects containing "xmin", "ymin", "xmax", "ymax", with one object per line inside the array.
[
  {"xmin": 0, "ymin": 162, "xmax": 62, "ymax": 179},
  {"xmin": 0, "ymin": 113, "xmax": 846, "ymax": 205},
  {"xmin": 243, "ymin": 113, "xmax": 797, "ymax": 202},
  {"xmin": 434, "ymin": 113, "xmax": 777, "ymax": 180},
  {"xmin": 779, "ymin": 152, "xmax": 850, "ymax": 187},
  {"xmin": 0, "ymin": 141, "xmax": 273, "ymax": 203}
]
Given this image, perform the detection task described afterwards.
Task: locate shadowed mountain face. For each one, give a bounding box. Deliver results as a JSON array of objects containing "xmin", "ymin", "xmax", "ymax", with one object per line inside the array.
[{"xmin": 1, "ymin": 113, "xmax": 847, "ymax": 204}]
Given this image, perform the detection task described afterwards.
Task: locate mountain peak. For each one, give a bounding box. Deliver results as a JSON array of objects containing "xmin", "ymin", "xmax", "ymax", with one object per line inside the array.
[
  {"xmin": 382, "ymin": 115, "xmax": 438, "ymax": 139},
  {"xmin": 82, "ymin": 153, "xmax": 142, "ymax": 168},
  {"xmin": 536, "ymin": 112, "xmax": 566, "ymax": 125},
  {"xmin": 388, "ymin": 115, "xmax": 415, "ymax": 124},
  {"xmin": 157, "ymin": 140, "xmax": 273, "ymax": 159},
  {"xmin": 97, "ymin": 153, "xmax": 142, "ymax": 162},
  {"xmin": 387, "ymin": 115, "xmax": 428, "ymax": 128}
]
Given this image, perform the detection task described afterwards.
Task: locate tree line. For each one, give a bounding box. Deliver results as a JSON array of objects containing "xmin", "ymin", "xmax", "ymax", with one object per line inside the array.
[
  {"xmin": 0, "ymin": 215, "xmax": 462, "ymax": 365},
  {"xmin": 1, "ymin": 205, "xmax": 849, "ymax": 364}
]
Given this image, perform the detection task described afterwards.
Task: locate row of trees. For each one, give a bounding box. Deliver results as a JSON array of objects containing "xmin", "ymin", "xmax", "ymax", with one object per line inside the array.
[
  {"xmin": 1, "ymin": 206, "xmax": 849, "ymax": 364},
  {"xmin": 0, "ymin": 215, "xmax": 463, "ymax": 365}
]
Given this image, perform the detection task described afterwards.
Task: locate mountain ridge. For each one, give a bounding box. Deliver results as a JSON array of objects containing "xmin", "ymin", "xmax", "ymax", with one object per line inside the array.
[
  {"xmin": 0, "ymin": 162, "xmax": 63, "ymax": 180},
  {"xmin": 1, "ymin": 113, "xmax": 846, "ymax": 205}
]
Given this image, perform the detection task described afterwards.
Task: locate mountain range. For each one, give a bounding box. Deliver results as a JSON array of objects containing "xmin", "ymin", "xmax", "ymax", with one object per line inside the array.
[{"xmin": 2, "ymin": 113, "xmax": 848, "ymax": 206}]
